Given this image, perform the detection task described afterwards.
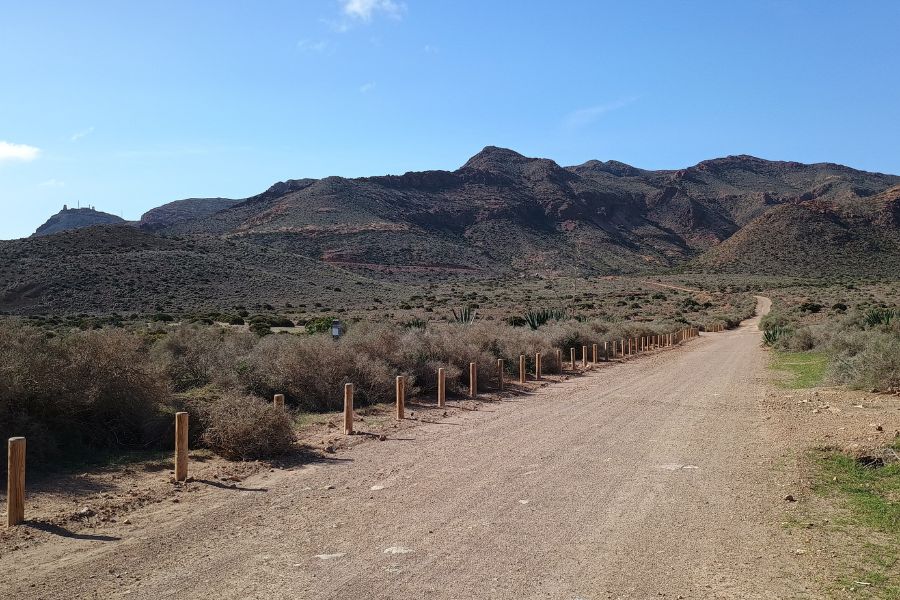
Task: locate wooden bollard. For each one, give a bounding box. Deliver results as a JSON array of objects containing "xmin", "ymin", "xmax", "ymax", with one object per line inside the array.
[
  {"xmin": 497, "ymin": 359, "xmax": 505, "ymax": 389},
  {"xmin": 437, "ymin": 367, "xmax": 446, "ymax": 407},
  {"xmin": 535, "ymin": 353, "xmax": 541, "ymax": 380},
  {"xmin": 175, "ymin": 412, "xmax": 188, "ymax": 482},
  {"xmin": 469, "ymin": 362, "xmax": 477, "ymax": 398},
  {"xmin": 582, "ymin": 345, "xmax": 588, "ymax": 367},
  {"xmin": 343, "ymin": 383, "xmax": 354, "ymax": 435},
  {"xmin": 396, "ymin": 375, "xmax": 405, "ymax": 420},
  {"xmin": 603, "ymin": 341, "xmax": 609, "ymax": 361},
  {"xmin": 6, "ymin": 437, "xmax": 25, "ymax": 527},
  {"xmin": 273, "ymin": 393, "xmax": 284, "ymax": 410},
  {"xmin": 519, "ymin": 354, "xmax": 526, "ymax": 383},
  {"xmin": 592, "ymin": 343, "xmax": 598, "ymax": 364},
  {"xmin": 556, "ymin": 349, "xmax": 562, "ymax": 373},
  {"xmin": 570, "ymin": 348, "xmax": 576, "ymax": 370}
]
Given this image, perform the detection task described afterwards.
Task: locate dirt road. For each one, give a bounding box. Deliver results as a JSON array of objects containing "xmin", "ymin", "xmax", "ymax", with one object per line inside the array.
[{"xmin": 2, "ymin": 296, "xmax": 819, "ymax": 599}]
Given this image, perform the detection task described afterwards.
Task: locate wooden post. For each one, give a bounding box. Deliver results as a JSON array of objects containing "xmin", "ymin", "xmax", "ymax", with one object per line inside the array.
[
  {"xmin": 6, "ymin": 437, "xmax": 25, "ymax": 527},
  {"xmin": 343, "ymin": 383, "xmax": 354, "ymax": 435},
  {"xmin": 592, "ymin": 343, "xmax": 598, "ymax": 364},
  {"xmin": 497, "ymin": 359, "xmax": 504, "ymax": 390},
  {"xmin": 396, "ymin": 375, "xmax": 405, "ymax": 420},
  {"xmin": 582, "ymin": 345, "xmax": 588, "ymax": 367},
  {"xmin": 556, "ymin": 349, "xmax": 562, "ymax": 373},
  {"xmin": 519, "ymin": 354, "xmax": 526, "ymax": 383},
  {"xmin": 535, "ymin": 353, "xmax": 541, "ymax": 380},
  {"xmin": 273, "ymin": 393, "xmax": 285, "ymax": 410},
  {"xmin": 437, "ymin": 367, "xmax": 446, "ymax": 407},
  {"xmin": 469, "ymin": 362, "xmax": 477, "ymax": 398},
  {"xmin": 570, "ymin": 348, "xmax": 576, "ymax": 370},
  {"xmin": 175, "ymin": 412, "xmax": 188, "ymax": 482}
]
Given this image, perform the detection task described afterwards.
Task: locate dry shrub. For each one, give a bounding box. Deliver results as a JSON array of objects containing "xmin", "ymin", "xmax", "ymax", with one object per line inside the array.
[
  {"xmin": 239, "ymin": 332, "xmax": 395, "ymax": 411},
  {"xmin": 198, "ymin": 392, "xmax": 294, "ymax": 460},
  {"xmin": 830, "ymin": 329, "xmax": 900, "ymax": 391},
  {"xmin": 0, "ymin": 325, "xmax": 169, "ymax": 471},
  {"xmin": 152, "ymin": 325, "xmax": 255, "ymax": 391}
]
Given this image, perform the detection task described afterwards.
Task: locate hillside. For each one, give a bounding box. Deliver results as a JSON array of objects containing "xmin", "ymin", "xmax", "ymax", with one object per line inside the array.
[
  {"xmin": 32, "ymin": 207, "xmax": 126, "ymax": 237},
  {"xmin": 138, "ymin": 198, "xmax": 240, "ymax": 231},
  {"xmin": 0, "ymin": 225, "xmax": 392, "ymax": 314},
  {"xmin": 4, "ymin": 147, "xmax": 899, "ymax": 314},
  {"xmin": 689, "ymin": 202, "xmax": 900, "ymax": 276}
]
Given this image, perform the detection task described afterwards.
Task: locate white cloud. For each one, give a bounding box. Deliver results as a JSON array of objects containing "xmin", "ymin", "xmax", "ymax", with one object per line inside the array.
[
  {"xmin": 424, "ymin": 44, "xmax": 439, "ymax": 54},
  {"xmin": 340, "ymin": 0, "xmax": 405, "ymax": 21},
  {"xmin": 563, "ymin": 97, "xmax": 639, "ymax": 130},
  {"xmin": 0, "ymin": 140, "xmax": 40, "ymax": 162},
  {"xmin": 359, "ymin": 81, "xmax": 376, "ymax": 93},
  {"xmin": 70, "ymin": 126, "xmax": 94, "ymax": 142},
  {"xmin": 297, "ymin": 38, "xmax": 330, "ymax": 53},
  {"xmin": 39, "ymin": 178, "xmax": 65, "ymax": 188}
]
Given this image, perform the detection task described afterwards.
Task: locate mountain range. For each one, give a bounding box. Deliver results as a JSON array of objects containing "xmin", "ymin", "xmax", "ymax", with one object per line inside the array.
[{"xmin": 5, "ymin": 146, "xmax": 900, "ymax": 314}]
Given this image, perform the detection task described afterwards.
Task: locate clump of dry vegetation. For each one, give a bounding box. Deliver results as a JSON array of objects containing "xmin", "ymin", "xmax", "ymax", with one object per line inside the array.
[
  {"xmin": 194, "ymin": 392, "xmax": 294, "ymax": 460},
  {"xmin": 761, "ymin": 280, "xmax": 900, "ymax": 392},
  {"xmin": 0, "ymin": 325, "xmax": 168, "ymax": 469}
]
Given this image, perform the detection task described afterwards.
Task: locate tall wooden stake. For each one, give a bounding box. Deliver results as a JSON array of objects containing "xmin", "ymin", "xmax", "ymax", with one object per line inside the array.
[
  {"xmin": 497, "ymin": 359, "xmax": 504, "ymax": 390},
  {"xmin": 6, "ymin": 437, "xmax": 25, "ymax": 527},
  {"xmin": 582, "ymin": 345, "xmax": 588, "ymax": 367},
  {"xmin": 570, "ymin": 348, "xmax": 576, "ymax": 370},
  {"xmin": 343, "ymin": 383, "xmax": 354, "ymax": 435},
  {"xmin": 535, "ymin": 353, "xmax": 541, "ymax": 380},
  {"xmin": 519, "ymin": 354, "xmax": 526, "ymax": 384},
  {"xmin": 175, "ymin": 412, "xmax": 188, "ymax": 482},
  {"xmin": 396, "ymin": 375, "xmax": 405, "ymax": 420},
  {"xmin": 592, "ymin": 343, "xmax": 598, "ymax": 364},
  {"xmin": 437, "ymin": 367, "xmax": 446, "ymax": 407},
  {"xmin": 469, "ymin": 362, "xmax": 477, "ymax": 398}
]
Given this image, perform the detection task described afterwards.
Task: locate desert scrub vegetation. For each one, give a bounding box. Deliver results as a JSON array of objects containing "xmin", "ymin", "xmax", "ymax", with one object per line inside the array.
[
  {"xmin": 0, "ymin": 299, "xmax": 721, "ymax": 474},
  {"xmin": 192, "ymin": 392, "xmax": 294, "ymax": 460},
  {"xmin": 762, "ymin": 302, "xmax": 900, "ymax": 392},
  {"xmin": 0, "ymin": 325, "xmax": 169, "ymax": 470}
]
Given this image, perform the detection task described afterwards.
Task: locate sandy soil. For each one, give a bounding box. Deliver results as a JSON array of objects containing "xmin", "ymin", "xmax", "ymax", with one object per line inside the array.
[{"xmin": 1, "ymin": 296, "xmax": 897, "ymax": 599}]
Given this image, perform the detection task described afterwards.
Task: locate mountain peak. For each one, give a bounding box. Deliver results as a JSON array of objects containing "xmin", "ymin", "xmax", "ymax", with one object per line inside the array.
[
  {"xmin": 32, "ymin": 206, "xmax": 126, "ymax": 237},
  {"xmin": 460, "ymin": 146, "xmax": 531, "ymax": 171}
]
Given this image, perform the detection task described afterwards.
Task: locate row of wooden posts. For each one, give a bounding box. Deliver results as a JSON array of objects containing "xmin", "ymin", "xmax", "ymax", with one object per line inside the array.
[
  {"xmin": 6, "ymin": 326, "xmax": 709, "ymax": 526},
  {"xmin": 342, "ymin": 327, "xmax": 701, "ymax": 435}
]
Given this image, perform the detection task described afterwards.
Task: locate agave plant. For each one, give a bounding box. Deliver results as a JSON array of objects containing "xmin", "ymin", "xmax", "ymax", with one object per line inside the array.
[
  {"xmin": 451, "ymin": 306, "xmax": 477, "ymax": 325},
  {"xmin": 403, "ymin": 317, "xmax": 428, "ymax": 330},
  {"xmin": 864, "ymin": 307, "xmax": 896, "ymax": 328},
  {"xmin": 522, "ymin": 308, "xmax": 568, "ymax": 330},
  {"xmin": 763, "ymin": 326, "xmax": 786, "ymax": 346}
]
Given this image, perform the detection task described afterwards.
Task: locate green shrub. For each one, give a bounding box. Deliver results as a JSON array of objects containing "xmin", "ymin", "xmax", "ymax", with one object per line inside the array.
[{"xmin": 305, "ymin": 316, "xmax": 336, "ymax": 335}]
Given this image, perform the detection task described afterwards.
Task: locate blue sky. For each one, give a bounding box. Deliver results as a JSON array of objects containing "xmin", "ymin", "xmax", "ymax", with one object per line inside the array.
[{"xmin": 2, "ymin": 0, "xmax": 899, "ymax": 240}]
